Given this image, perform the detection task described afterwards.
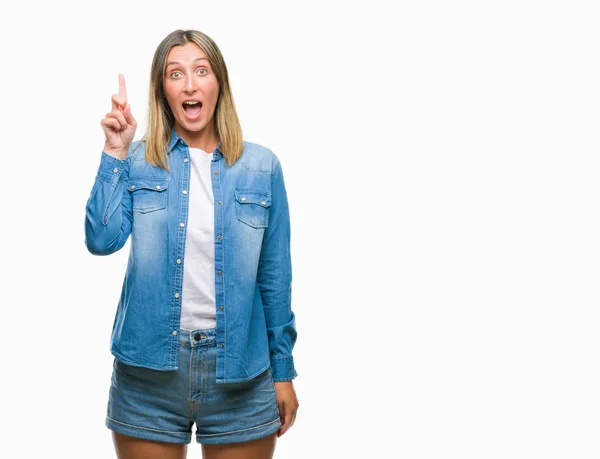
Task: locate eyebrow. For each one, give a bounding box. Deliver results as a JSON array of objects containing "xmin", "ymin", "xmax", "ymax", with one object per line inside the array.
[{"xmin": 166, "ymin": 57, "xmax": 208, "ymax": 68}]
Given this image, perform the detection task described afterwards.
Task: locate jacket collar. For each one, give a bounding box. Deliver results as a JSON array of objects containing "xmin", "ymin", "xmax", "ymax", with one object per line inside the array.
[{"xmin": 168, "ymin": 126, "xmax": 222, "ymax": 156}]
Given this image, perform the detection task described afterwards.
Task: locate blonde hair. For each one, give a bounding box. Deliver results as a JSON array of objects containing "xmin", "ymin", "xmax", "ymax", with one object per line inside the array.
[{"xmin": 135, "ymin": 29, "xmax": 243, "ymax": 170}]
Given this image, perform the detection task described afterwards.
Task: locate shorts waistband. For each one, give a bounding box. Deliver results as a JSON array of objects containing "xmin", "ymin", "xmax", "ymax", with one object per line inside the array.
[{"xmin": 179, "ymin": 327, "xmax": 216, "ymax": 348}]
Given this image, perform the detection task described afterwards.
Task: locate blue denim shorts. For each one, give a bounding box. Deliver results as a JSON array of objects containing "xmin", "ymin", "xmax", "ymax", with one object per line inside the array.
[{"xmin": 105, "ymin": 327, "xmax": 282, "ymax": 444}]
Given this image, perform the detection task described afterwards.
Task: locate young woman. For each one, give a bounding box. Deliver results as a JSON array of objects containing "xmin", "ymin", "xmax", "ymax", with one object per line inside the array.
[{"xmin": 85, "ymin": 29, "xmax": 299, "ymax": 459}]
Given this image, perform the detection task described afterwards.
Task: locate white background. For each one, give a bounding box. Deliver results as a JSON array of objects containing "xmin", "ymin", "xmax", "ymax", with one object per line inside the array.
[{"xmin": 1, "ymin": 0, "xmax": 599, "ymax": 457}]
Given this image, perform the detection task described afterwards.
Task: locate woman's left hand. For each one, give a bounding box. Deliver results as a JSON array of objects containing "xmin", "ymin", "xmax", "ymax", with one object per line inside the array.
[{"xmin": 273, "ymin": 381, "xmax": 299, "ymax": 437}]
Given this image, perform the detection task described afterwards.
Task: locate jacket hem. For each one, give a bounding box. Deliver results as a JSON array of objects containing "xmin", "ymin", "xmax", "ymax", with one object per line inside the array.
[
  {"xmin": 111, "ymin": 350, "xmax": 179, "ymax": 371},
  {"xmin": 215, "ymin": 361, "xmax": 271, "ymax": 384}
]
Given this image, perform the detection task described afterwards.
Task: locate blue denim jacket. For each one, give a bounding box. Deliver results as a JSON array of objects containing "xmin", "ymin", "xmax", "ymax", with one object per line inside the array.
[{"xmin": 84, "ymin": 127, "xmax": 297, "ymax": 384}]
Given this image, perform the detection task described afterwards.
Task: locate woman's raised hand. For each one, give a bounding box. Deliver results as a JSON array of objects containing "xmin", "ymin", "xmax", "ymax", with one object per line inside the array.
[{"xmin": 101, "ymin": 73, "xmax": 138, "ymax": 160}]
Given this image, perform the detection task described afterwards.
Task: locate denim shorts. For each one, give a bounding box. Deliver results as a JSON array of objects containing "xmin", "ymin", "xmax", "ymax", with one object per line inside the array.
[{"xmin": 105, "ymin": 327, "xmax": 282, "ymax": 444}]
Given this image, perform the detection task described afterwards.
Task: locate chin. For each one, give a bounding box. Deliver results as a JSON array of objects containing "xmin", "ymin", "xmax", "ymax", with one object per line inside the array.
[{"xmin": 180, "ymin": 120, "xmax": 204, "ymax": 131}]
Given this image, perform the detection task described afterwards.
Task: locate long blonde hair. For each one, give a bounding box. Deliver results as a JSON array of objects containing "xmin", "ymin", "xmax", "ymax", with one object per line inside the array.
[{"xmin": 136, "ymin": 29, "xmax": 243, "ymax": 170}]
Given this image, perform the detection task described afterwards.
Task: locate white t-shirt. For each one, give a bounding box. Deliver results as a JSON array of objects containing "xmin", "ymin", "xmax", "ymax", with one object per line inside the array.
[{"xmin": 179, "ymin": 147, "xmax": 217, "ymax": 330}]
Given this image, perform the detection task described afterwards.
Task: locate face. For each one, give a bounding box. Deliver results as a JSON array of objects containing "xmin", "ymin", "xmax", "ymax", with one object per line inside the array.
[{"xmin": 163, "ymin": 42, "xmax": 220, "ymax": 141}]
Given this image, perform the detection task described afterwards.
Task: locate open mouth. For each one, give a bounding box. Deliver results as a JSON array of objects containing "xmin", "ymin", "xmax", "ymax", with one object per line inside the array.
[{"xmin": 182, "ymin": 101, "xmax": 202, "ymax": 118}]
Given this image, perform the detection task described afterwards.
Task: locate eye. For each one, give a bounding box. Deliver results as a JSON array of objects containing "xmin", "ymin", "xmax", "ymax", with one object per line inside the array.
[
  {"xmin": 197, "ymin": 68, "xmax": 207, "ymax": 75},
  {"xmin": 170, "ymin": 71, "xmax": 181, "ymax": 78}
]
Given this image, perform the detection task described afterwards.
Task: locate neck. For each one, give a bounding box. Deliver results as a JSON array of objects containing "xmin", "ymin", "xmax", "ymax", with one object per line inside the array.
[{"xmin": 175, "ymin": 123, "xmax": 219, "ymax": 152}]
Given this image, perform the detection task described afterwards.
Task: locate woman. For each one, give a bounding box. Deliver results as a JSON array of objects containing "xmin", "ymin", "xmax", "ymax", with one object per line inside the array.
[{"xmin": 85, "ymin": 29, "xmax": 299, "ymax": 459}]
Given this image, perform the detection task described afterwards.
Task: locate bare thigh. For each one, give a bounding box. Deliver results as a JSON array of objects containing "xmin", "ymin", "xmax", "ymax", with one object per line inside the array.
[
  {"xmin": 201, "ymin": 431, "xmax": 278, "ymax": 459},
  {"xmin": 112, "ymin": 431, "xmax": 188, "ymax": 459}
]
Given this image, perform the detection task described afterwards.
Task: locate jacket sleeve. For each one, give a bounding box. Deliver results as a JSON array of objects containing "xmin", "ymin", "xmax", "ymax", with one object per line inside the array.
[
  {"xmin": 84, "ymin": 147, "xmax": 134, "ymax": 256},
  {"xmin": 256, "ymin": 157, "xmax": 298, "ymax": 382}
]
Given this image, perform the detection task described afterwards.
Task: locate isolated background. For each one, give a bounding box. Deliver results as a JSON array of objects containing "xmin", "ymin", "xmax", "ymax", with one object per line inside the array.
[{"xmin": 1, "ymin": 0, "xmax": 599, "ymax": 457}]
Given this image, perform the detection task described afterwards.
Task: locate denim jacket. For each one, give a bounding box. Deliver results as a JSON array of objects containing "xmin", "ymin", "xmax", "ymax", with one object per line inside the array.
[{"xmin": 84, "ymin": 127, "xmax": 297, "ymax": 384}]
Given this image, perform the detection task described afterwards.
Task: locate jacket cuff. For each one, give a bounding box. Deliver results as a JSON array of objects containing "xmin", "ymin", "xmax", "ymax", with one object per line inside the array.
[
  {"xmin": 270, "ymin": 354, "xmax": 298, "ymax": 382},
  {"xmin": 98, "ymin": 151, "xmax": 126, "ymax": 184}
]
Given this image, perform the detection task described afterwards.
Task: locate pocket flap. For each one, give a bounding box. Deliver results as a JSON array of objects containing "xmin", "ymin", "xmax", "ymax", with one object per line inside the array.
[
  {"xmin": 234, "ymin": 189, "xmax": 271, "ymax": 207},
  {"xmin": 127, "ymin": 177, "xmax": 170, "ymax": 192}
]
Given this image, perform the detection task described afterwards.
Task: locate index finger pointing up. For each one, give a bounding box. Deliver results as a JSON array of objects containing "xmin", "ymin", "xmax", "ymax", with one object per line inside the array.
[{"xmin": 118, "ymin": 73, "xmax": 127, "ymax": 102}]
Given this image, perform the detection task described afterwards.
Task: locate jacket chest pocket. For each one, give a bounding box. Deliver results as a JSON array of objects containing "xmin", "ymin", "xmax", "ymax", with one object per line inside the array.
[
  {"xmin": 234, "ymin": 188, "xmax": 271, "ymax": 228},
  {"xmin": 127, "ymin": 177, "xmax": 169, "ymax": 213}
]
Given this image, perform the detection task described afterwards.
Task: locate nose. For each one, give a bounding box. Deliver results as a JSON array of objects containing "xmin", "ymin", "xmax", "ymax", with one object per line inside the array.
[{"xmin": 183, "ymin": 75, "xmax": 197, "ymax": 93}]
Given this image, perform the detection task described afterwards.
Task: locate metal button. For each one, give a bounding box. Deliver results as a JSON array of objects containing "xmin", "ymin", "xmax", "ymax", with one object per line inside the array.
[
  {"xmin": 176, "ymin": 259, "xmax": 181, "ymax": 264},
  {"xmin": 217, "ymin": 235, "xmax": 222, "ymax": 240},
  {"xmin": 156, "ymin": 185, "xmax": 161, "ymax": 190},
  {"xmin": 219, "ymin": 306, "xmax": 224, "ymax": 311},
  {"xmin": 261, "ymin": 201, "xmax": 266, "ymax": 206},
  {"xmin": 214, "ymin": 170, "xmax": 218, "ymax": 174},
  {"xmin": 172, "ymin": 330, "xmax": 178, "ymax": 336},
  {"xmin": 174, "ymin": 292, "xmax": 180, "ymax": 298},
  {"xmin": 217, "ymin": 200, "xmax": 222, "ymax": 205},
  {"xmin": 220, "ymin": 343, "xmax": 225, "ymax": 348},
  {"xmin": 184, "ymin": 158, "xmax": 189, "ymax": 163},
  {"xmin": 217, "ymin": 271, "xmax": 222, "ymax": 276},
  {"xmin": 113, "ymin": 168, "xmax": 119, "ymax": 173},
  {"xmin": 241, "ymin": 197, "xmax": 246, "ymax": 201},
  {"xmin": 130, "ymin": 185, "xmax": 135, "ymax": 190},
  {"xmin": 180, "ymin": 223, "xmax": 185, "ymax": 227},
  {"xmin": 194, "ymin": 332, "xmax": 201, "ymax": 341},
  {"xmin": 182, "ymin": 190, "xmax": 187, "ymax": 195}
]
